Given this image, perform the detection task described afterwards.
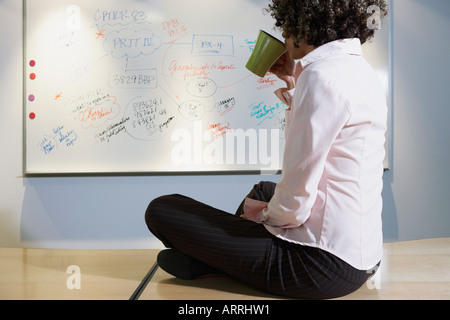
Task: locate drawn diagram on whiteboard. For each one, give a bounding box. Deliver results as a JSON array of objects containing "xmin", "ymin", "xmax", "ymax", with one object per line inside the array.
[{"xmin": 23, "ymin": 0, "xmax": 295, "ymax": 174}]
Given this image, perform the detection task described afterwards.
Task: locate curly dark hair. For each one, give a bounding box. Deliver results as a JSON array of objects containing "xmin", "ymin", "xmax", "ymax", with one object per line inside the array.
[{"xmin": 267, "ymin": 0, "xmax": 388, "ymax": 47}]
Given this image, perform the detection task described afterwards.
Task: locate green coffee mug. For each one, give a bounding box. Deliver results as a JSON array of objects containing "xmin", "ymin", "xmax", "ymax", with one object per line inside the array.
[{"xmin": 246, "ymin": 30, "xmax": 287, "ymax": 77}]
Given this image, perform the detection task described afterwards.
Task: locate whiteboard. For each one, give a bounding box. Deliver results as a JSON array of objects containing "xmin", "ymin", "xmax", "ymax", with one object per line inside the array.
[{"xmin": 23, "ymin": 0, "xmax": 390, "ymax": 175}]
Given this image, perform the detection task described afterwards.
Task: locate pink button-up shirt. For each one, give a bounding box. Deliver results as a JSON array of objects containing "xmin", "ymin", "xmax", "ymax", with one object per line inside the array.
[{"xmin": 245, "ymin": 39, "xmax": 387, "ymax": 270}]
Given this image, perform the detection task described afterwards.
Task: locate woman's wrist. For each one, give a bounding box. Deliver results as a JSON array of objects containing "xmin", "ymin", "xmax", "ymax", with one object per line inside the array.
[{"xmin": 284, "ymin": 76, "xmax": 296, "ymax": 90}]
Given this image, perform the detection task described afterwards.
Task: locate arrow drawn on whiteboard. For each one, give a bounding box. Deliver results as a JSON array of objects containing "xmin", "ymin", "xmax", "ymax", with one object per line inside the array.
[
  {"xmin": 159, "ymin": 86, "xmax": 180, "ymax": 108},
  {"xmin": 161, "ymin": 38, "xmax": 187, "ymax": 100}
]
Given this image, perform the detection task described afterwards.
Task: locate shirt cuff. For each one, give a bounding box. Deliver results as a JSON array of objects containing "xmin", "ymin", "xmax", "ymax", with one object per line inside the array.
[
  {"xmin": 283, "ymin": 88, "xmax": 295, "ymax": 105},
  {"xmin": 274, "ymin": 88, "xmax": 294, "ymax": 107},
  {"xmin": 243, "ymin": 197, "xmax": 269, "ymax": 223}
]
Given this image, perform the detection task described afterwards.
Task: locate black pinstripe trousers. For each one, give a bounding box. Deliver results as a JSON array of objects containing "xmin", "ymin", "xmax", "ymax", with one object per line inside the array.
[{"xmin": 145, "ymin": 182, "xmax": 377, "ymax": 299}]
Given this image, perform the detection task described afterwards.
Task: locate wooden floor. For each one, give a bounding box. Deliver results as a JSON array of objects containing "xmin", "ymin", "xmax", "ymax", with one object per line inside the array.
[{"xmin": 1, "ymin": 238, "xmax": 449, "ymax": 300}]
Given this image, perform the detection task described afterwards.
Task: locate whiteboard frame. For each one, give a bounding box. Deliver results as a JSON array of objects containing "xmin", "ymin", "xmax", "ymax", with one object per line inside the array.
[
  {"xmin": 22, "ymin": 0, "xmax": 393, "ymax": 177},
  {"xmin": 386, "ymin": 0, "xmax": 394, "ymax": 171}
]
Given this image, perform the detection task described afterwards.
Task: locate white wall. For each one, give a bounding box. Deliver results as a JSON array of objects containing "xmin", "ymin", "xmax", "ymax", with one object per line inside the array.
[{"xmin": 1, "ymin": 0, "xmax": 449, "ymax": 249}]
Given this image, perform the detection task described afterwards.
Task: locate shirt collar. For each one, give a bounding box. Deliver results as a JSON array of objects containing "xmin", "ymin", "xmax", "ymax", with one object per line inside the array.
[{"xmin": 299, "ymin": 38, "xmax": 363, "ymax": 69}]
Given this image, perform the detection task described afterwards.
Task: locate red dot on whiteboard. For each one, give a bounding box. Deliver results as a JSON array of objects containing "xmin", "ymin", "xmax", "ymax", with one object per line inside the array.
[
  {"xmin": 30, "ymin": 73, "xmax": 36, "ymax": 80},
  {"xmin": 28, "ymin": 94, "xmax": 35, "ymax": 102},
  {"xmin": 29, "ymin": 112, "xmax": 36, "ymax": 120},
  {"xmin": 29, "ymin": 60, "xmax": 36, "ymax": 67}
]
